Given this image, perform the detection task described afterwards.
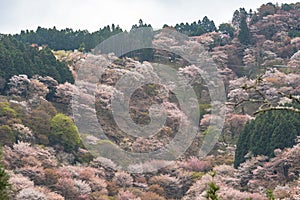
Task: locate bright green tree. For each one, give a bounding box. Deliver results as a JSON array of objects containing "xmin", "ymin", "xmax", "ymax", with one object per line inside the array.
[
  {"xmin": 205, "ymin": 171, "xmax": 219, "ymax": 200},
  {"xmin": 49, "ymin": 113, "xmax": 81, "ymax": 152}
]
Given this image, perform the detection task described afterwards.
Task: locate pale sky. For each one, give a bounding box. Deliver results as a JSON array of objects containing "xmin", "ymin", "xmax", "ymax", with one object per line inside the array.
[{"xmin": 0, "ymin": 0, "xmax": 299, "ymax": 34}]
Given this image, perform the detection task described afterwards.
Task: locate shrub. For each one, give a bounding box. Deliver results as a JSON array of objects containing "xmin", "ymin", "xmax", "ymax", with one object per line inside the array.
[
  {"xmin": 49, "ymin": 113, "xmax": 81, "ymax": 152},
  {"xmin": 22, "ymin": 105, "xmax": 54, "ymax": 145},
  {"xmin": 191, "ymin": 172, "xmax": 205, "ymax": 181},
  {"xmin": 205, "ymin": 182, "xmax": 220, "ymax": 200}
]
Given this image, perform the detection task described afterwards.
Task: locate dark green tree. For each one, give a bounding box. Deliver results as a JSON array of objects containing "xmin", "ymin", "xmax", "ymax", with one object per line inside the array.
[
  {"xmin": 201, "ymin": 16, "xmax": 217, "ymax": 33},
  {"xmin": 281, "ymin": 3, "xmax": 292, "ymax": 11},
  {"xmin": 234, "ymin": 106, "xmax": 300, "ymax": 168},
  {"xmin": 232, "ymin": 10, "xmax": 241, "ymax": 28},
  {"xmin": 238, "ymin": 15, "xmax": 251, "ymax": 45}
]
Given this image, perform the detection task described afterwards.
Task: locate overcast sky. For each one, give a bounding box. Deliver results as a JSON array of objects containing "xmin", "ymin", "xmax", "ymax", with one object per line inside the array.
[{"xmin": 0, "ymin": 0, "xmax": 299, "ymax": 34}]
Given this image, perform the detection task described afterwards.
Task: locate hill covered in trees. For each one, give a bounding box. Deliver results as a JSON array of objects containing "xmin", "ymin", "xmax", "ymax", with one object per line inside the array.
[{"xmin": 0, "ymin": 2, "xmax": 299, "ymax": 200}]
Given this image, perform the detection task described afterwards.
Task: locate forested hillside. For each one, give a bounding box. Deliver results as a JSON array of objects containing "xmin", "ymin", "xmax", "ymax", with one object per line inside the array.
[
  {"xmin": 0, "ymin": 36, "xmax": 74, "ymax": 86},
  {"xmin": 13, "ymin": 24, "xmax": 122, "ymax": 51},
  {"xmin": 0, "ymin": 2, "xmax": 299, "ymax": 200}
]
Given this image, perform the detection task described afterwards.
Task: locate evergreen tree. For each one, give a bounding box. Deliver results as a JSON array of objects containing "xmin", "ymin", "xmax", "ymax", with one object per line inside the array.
[
  {"xmin": 0, "ymin": 36, "xmax": 74, "ymax": 84},
  {"xmin": 234, "ymin": 105, "xmax": 300, "ymax": 168},
  {"xmin": 202, "ymin": 16, "xmax": 217, "ymax": 33},
  {"xmin": 13, "ymin": 25, "xmax": 123, "ymax": 51},
  {"xmin": 238, "ymin": 15, "xmax": 251, "ymax": 45}
]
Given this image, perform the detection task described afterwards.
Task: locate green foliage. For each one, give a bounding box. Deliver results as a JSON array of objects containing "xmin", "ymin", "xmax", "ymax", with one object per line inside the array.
[
  {"xmin": 205, "ymin": 182, "xmax": 220, "ymax": 200},
  {"xmin": 0, "ymin": 102, "xmax": 17, "ymax": 125},
  {"xmin": 203, "ymin": 127, "xmax": 216, "ymax": 137},
  {"xmin": 0, "ymin": 125, "xmax": 14, "ymax": 146},
  {"xmin": 23, "ymin": 109, "xmax": 51, "ymax": 145},
  {"xmin": 191, "ymin": 172, "xmax": 204, "ymax": 181},
  {"xmin": 0, "ymin": 148, "xmax": 10, "ymax": 200},
  {"xmin": 50, "ymin": 113, "xmax": 81, "ymax": 152},
  {"xmin": 234, "ymin": 106, "xmax": 300, "ymax": 168},
  {"xmin": 205, "ymin": 172, "xmax": 219, "ymax": 200},
  {"xmin": 175, "ymin": 16, "xmax": 216, "ymax": 36},
  {"xmin": 238, "ymin": 15, "xmax": 252, "ymax": 45},
  {"xmin": 0, "ymin": 102, "xmax": 21, "ymax": 145},
  {"xmin": 218, "ymin": 23, "xmax": 235, "ymax": 38},
  {"xmin": 199, "ymin": 103, "xmax": 211, "ymax": 119},
  {"xmin": 281, "ymin": 3, "xmax": 293, "ymax": 11},
  {"xmin": 0, "ymin": 36, "xmax": 74, "ymax": 83},
  {"xmin": 131, "ymin": 19, "xmax": 152, "ymax": 30},
  {"xmin": 266, "ymin": 189, "xmax": 275, "ymax": 200},
  {"xmin": 258, "ymin": 3, "xmax": 276, "ymax": 17},
  {"xmin": 23, "ymin": 101, "xmax": 57, "ymax": 145},
  {"xmin": 232, "ymin": 8, "xmax": 248, "ymax": 27},
  {"xmin": 288, "ymin": 30, "xmax": 300, "ymax": 38},
  {"xmin": 14, "ymin": 25, "xmax": 122, "ymax": 51}
]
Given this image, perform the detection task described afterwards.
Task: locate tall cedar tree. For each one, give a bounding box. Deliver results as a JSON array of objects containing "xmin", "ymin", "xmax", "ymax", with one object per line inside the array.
[{"xmin": 238, "ymin": 15, "xmax": 252, "ymax": 45}]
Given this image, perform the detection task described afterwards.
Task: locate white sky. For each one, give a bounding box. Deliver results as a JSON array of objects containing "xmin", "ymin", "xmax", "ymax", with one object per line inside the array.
[{"xmin": 0, "ymin": 0, "xmax": 299, "ymax": 34}]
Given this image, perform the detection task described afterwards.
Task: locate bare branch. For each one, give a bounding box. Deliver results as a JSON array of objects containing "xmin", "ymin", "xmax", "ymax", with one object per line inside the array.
[
  {"xmin": 254, "ymin": 106, "xmax": 300, "ymax": 115},
  {"xmin": 230, "ymin": 71, "xmax": 300, "ymax": 116},
  {"xmin": 278, "ymin": 92, "xmax": 300, "ymax": 104},
  {"xmin": 234, "ymin": 98, "xmax": 269, "ymax": 108}
]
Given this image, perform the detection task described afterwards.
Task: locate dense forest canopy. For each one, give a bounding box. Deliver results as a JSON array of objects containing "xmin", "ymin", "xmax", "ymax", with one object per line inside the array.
[
  {"xmin": 0, "ymin": 36, "xmax": 74, "ymax": 85},
  {"xmin": 13, "ymin": 25, "xmax": 123, "ymax": 51}
]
